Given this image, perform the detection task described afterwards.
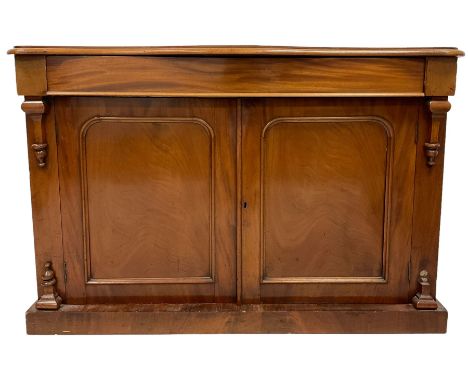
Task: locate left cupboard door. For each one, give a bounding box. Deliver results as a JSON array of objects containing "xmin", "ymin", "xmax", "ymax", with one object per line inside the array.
[{"xmin": 55, "ymin": 98, "xmax": 237, "ymax": 304}]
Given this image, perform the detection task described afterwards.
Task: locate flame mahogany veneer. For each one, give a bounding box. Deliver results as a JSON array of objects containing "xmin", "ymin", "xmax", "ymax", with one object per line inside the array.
[{"xmin": 9, "ymin": 46, "xmax": 463, "ymax": 334}]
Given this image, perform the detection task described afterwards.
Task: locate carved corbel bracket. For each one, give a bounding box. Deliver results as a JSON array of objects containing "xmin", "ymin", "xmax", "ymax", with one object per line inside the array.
[
  {"xmin": 425, "ymin": 99, "xmax": 451, "ymax": 166},
  {"xmin": 21, "ymin": 99, "xmax": 48, "ymax": 168},
  {"xmin": 412, "ymin": 270, "xmax": 438, "ymax": 310},
  {"xmin": 36, "ymin": 261, "xmax": 62, "ymax": 310}
]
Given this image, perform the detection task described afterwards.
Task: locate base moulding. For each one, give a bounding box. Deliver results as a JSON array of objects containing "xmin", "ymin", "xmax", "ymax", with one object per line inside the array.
[{"xmin": 26, "ymin": 301, "xmax": 448, "ymax": 334}]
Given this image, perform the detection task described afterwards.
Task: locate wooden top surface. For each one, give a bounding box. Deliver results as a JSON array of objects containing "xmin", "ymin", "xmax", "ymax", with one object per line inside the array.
[{"xmin": 7, "ymin": 45, "xmax": 464, "ymax": 57}]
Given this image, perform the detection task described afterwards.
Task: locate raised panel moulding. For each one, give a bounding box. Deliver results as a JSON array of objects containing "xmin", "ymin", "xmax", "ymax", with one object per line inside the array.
[
  {"xmin": 79, "ymin": 117, "xmax": 215, "ymax": 285},
  {"xmin": 261, "ymin": 117, "xmax": 394, "ymax": 284}
]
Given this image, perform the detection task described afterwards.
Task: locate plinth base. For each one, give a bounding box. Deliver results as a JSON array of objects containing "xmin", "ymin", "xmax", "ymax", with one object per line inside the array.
[{"xmin": 26, "ymin": 301, "xmax": 447, "ymax": 334}]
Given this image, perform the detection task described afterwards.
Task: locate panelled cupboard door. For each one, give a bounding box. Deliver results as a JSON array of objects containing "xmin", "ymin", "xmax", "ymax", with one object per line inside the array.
[
  {"xmin": 241, "ymin": 98, "xmax": 419, "ymax": 304},
  {"xmin": 55, "ymin": 97, "xmax": 237, "ymax": 304}
]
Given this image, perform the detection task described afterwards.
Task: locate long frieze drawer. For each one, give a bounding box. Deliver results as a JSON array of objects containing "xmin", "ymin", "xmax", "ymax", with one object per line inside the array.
[{"xmin": 46, "ymin": 56, "xmax": 426, "ymax": 96}]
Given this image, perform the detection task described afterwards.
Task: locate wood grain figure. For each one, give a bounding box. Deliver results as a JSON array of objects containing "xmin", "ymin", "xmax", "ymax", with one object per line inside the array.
[{"xmin": 8, "ymin": 46, "xmax": 463, "ymax": 334}]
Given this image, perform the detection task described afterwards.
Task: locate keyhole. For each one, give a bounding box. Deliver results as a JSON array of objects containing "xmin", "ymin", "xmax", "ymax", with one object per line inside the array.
[{"xmin": 243, "ymin": 201, "xmax": 248, "ymax": 209}]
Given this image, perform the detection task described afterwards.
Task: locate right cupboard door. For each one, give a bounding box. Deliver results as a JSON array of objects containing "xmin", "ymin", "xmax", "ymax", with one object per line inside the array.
[{"xmin": 241, "ymin": 98, "xmax": 420, "ymax": 304}]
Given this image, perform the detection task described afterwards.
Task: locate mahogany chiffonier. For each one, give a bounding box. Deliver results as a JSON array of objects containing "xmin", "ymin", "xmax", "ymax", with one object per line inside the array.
[{"xmin": 8, "ymin": 46, "xmax": 463, "ymax": 334}]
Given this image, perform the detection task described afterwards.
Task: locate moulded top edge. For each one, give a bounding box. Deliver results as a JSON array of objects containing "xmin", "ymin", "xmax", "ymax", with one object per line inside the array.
[{"xmin": 7, "ymin": 45, "xmax": 465, "ymax": 57}]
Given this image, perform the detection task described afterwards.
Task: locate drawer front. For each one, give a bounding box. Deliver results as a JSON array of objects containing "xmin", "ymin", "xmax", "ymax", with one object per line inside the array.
[
  {"xmin": 56, "ymin": 97, "xmax": 237, "ymax": 304},
  {"xmin": 241, "ymin": 98, "xmax": 419, "ymax": 303},
  {"xmin": 46, "ymin": 56, "xmax": 425, "ymax": 97}
]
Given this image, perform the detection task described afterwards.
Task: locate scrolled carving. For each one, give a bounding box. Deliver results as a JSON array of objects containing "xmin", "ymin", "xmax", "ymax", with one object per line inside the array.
[
  {"xmin": 425, "ymin": 99, "xmax": 451, "ymax": 166},
  {"xmin": 424, "ymin": 142, "xmax": 440, "ymax": 166},
  {"xmin": 412, "ymin": 270, "xmax": 438, "ymax": 310},
  {"xmin": 31, "ymin": 143, "xmax": 48, "ymax": 167},
  {"xmin": 36, "ymin": 261, "xmax": 62, "ymax": 310}
]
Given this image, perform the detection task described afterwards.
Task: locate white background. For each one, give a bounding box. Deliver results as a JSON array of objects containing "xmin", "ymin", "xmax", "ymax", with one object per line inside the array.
[{"xmin": 1, "ymin": 1, "xmax": 467, "ymax": 381}]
